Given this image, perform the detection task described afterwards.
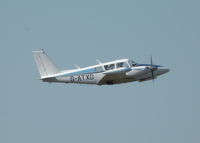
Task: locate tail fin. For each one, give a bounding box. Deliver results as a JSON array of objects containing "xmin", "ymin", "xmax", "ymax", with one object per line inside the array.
[{"xmin": 32, "ymin": 50, "xmax": 60, "ymax": 78}]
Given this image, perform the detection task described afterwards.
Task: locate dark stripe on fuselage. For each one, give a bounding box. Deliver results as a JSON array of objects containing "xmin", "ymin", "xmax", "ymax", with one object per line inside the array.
[
  {"xmin": 57, "ymin": 68, "xmax": 103, "ymax": 78},
  {"xmin": 136, "ymin": 64, "xmax": 163, "ymax": 67}
]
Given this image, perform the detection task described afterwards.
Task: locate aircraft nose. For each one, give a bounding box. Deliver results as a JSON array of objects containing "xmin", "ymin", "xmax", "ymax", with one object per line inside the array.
[{"xmin": 159, "ymin": 67, "xmax": 170, "ymax": 74}]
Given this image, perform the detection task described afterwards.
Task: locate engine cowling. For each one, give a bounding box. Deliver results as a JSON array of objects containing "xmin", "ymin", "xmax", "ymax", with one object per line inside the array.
[{"xmin": 126, "ymin": 67, "xmax": 149, "ymax": 78}]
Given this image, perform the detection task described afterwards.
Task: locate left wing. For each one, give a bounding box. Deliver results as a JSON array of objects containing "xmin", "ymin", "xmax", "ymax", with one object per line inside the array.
[{"xmin": 97, "ymin": 67, "xmax": 131, "ymax": 85}]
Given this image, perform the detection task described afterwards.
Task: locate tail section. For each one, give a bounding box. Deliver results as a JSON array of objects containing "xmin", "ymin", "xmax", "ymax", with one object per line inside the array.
[{"xmin": 32, "ymin": 50, "xmax": 60, "ymax": 78}]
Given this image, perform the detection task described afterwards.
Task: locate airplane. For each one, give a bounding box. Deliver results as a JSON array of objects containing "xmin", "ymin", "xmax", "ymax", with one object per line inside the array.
[{"xmin": 32, "ymin": 50, "xmax": 170, "ymax": 85}]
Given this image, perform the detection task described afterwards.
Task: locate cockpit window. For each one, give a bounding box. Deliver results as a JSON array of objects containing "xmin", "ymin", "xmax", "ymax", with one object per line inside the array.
[
  {"xmin": 104, "ymin": 64, "xmax": 115, "ymax": 70},
  {"xmin": 116, "ymin": 62, "xmax": 129, "ymax": 68},
  {"xmin": 128, "ymin": 60, "xmax": 137, "ymax": 67}
]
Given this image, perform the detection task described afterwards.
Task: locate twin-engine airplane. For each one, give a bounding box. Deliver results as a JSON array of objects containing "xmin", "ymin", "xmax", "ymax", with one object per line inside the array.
[{"xmin": 32, "ymin": 50, "xmax": 169, "ymax": 85}]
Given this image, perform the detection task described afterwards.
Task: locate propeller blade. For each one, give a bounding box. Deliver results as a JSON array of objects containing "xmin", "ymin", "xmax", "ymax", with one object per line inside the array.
[
  {"xmin": 151, "ymin": 70, "xmax": 155, "ymax": 83},
  {"xmin": 150, "ymin": 55, "xmax": 153, "ymax": 65},
  {"xmin": 150, "ymin": 55, "xmax": 154, "ymax": 83}
]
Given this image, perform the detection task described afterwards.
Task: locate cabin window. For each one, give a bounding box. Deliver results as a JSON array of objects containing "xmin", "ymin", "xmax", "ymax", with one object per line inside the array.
[
  {"xmin": 104, "ymin": 64, "xmax": 115, "ymax": 70},
  {"xmin": 116, "ymin": 62, "xmax": 129, "ymax": 68},
  {"xmin": 95, "ymin": 66, "xmax": 104, "ymax": 72}
]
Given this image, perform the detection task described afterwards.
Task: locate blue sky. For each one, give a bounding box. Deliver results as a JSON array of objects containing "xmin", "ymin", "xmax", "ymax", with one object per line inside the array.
[{"xmin": 1, "ymin": 0, "xmax": 200, "ymax": 143}]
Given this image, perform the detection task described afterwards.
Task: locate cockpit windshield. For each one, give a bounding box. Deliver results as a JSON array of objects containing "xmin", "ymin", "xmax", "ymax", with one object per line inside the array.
[{"xmin": 128, "ymin": 60, "xmax": 138, "ymax": 67}]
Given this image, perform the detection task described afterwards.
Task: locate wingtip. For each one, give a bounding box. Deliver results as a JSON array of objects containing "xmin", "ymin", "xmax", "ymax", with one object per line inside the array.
[{"xmin": 32, "ymin": 50, "xmax": 45, "ymax": 53}]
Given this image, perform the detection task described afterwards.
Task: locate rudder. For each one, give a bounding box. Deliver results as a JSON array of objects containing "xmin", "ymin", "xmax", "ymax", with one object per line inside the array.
[{"xmin": 32, "ymin": 50, "xmax": 60, "ymax": 78}]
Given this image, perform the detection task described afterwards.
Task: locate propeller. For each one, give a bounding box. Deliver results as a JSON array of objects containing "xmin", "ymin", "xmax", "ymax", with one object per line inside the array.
[{"xmin": 150, "ymin": 55, "xmax": 156, "ymax": 83}]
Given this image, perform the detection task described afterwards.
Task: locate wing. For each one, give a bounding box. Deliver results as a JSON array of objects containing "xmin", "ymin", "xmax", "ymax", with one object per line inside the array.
[{"xmin": 97, "ymin": 67, "xmax": 131, "ymax": 85}]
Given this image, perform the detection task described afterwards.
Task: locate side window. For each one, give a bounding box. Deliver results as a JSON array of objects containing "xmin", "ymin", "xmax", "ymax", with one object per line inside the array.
[
  {"xmin": 117, "ymin": 62, "xmax": 129, "ymax": 68},
  {"xmin": 117, "ymin": 62, "xmax": 123, "ymax": 68},
  {"xmin": 95, "ymin": 66, "xmax": 104, "ymax": 72},
  {"xmin": 123, "ymin": 62, "xmax": 129, "ymax": 67},
  {"xmin": 104, "ymin": 65, "xmax": 109, "ymax": 70},
  {"xmin": 104, "ymin": 64, "xmax": 115, "ymax": 70}
]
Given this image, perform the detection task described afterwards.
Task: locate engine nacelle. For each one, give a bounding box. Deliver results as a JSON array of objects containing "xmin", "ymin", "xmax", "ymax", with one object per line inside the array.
[
  {"xmin": 126, "ymin": 68, "xmax": 149, "ymax": 78},
  {"xmin": 103, "ymin": 67, "xmax": 131, "ymax": 75}
]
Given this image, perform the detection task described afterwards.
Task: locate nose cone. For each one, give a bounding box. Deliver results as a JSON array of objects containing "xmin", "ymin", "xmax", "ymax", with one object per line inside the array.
[{"xmin": 158, "ymin": 67, "xmax": 170, "ymax": 75}]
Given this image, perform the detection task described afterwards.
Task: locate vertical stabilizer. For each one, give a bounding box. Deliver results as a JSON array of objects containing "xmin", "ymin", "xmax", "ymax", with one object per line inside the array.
[{"xmin": 32, "ymin": 50, "xmax": 60, "ymax": 78}]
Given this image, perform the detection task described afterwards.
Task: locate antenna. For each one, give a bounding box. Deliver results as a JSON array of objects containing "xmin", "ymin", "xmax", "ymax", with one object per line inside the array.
[
  {"xmin": 96, "ymin": 59, "xmax": 102, "ymax": 64},
  {"xmin": 74, "ymin": 64, "xmax": 81, "ymax": 69}
]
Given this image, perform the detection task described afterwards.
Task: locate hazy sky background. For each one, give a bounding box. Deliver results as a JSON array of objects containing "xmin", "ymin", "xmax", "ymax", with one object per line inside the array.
[{"xmin": 1, "ymin": 0, "xmax": 200, "ymax": 143}]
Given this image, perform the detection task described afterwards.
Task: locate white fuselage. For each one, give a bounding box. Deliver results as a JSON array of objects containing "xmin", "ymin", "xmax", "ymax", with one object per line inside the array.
[
  {"xmin": 33, "ymin": 51, "xmax": 169, "ymax": 85},
  {"xmin": 42, "ymin": 59, "xmax": 169, "ymax": 85}
]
